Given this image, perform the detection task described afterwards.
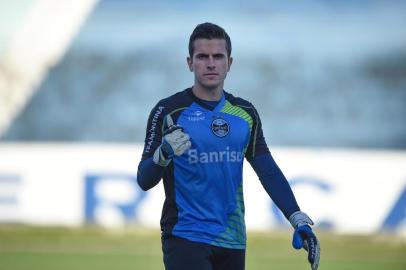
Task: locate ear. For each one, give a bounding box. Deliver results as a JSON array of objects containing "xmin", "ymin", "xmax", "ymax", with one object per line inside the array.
[
  {"xmin": 187, "ymin": 57, "xmax": 193, "ymax": 72},
  {"xmin": 227, "ymin": 57, "xmax": 233, "ymax": 72}
]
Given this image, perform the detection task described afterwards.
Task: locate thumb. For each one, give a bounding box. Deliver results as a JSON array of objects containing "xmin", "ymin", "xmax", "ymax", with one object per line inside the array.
[
  {"xmin": 165, "ymin": 114, "xmax": 174, "ymax": 128},
  {"xmin": 292, "ymin": 230, "xmax": 304, "ymax": 249}
]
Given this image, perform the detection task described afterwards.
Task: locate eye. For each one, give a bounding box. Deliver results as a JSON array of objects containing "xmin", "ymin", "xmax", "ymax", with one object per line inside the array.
[
  {"xmin": 196, "ymin": 54, "xmax": 208, "ymax": 60},
  {"xmin": 214, "ymin": 54, "xmax": 225, "ymax": 60}
]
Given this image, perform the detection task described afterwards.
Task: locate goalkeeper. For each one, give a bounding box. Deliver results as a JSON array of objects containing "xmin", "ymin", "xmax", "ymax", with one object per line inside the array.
[{"xmin": 137, "ymin": 22, "xmax": 320, "ymax": 270}]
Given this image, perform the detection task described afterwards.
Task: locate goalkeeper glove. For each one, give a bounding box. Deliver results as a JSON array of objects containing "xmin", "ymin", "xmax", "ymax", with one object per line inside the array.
[
  {"xmin": 153, "ymin": 115, "xmax": 191, "ymax": 167},
  {"xmin": 289, "ymin": 211, "xmax": 320, "ymax": 270}
]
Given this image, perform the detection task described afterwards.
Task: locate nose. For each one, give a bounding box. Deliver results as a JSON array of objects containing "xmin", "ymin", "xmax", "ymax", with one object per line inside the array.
[{"xmin": 207, "ymin": 56, "xmax": 215, "ymax": 70}]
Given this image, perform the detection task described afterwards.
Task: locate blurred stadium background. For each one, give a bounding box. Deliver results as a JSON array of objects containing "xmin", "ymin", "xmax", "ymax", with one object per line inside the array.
[{"xmin": 1, "ymin": 0, "xmax": 406, "ymax": 269}]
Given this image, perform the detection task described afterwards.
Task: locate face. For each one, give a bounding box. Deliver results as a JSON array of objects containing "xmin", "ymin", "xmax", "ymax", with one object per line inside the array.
[{"xmin": 187, "ymin": 38, "xmax": 233, "ymax": 91}]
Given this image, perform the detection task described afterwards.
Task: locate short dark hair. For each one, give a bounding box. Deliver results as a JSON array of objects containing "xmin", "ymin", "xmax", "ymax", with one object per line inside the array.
[{"xmin": 188, "ymin": 22, "xmax": 232, "ymax": 58}]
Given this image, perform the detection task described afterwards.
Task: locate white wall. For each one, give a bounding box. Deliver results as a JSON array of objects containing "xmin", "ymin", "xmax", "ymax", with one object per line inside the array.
[{"xmin": 0, "ymin": 144, "xmax": 405, "ymax": 234}]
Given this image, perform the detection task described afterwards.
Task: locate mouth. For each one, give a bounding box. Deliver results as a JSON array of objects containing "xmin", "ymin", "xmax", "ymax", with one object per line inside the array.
[{"xmin": 204, "ymin": 73, "xmax": 219, "ymax": 76}]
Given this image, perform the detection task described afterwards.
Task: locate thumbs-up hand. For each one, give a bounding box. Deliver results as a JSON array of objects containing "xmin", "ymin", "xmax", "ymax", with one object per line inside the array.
[{"xmin": 153, "ymin": 115, "xmax": 192, "ymax": 167}]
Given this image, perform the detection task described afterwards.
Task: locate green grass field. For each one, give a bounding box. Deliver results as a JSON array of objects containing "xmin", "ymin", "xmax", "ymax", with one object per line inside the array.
[{"xmin": 1, "ymin": 226, "xmax": 405, "ymax": 270}]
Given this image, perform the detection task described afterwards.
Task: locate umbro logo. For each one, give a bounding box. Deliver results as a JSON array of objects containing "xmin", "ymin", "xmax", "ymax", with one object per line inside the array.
[{"xmin": 188, "ymin": 110, "xmax": 205, "ymax": 121}]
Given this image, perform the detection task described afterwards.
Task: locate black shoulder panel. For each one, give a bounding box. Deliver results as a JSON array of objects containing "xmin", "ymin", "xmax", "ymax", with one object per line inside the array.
[
  {"xmin": 141, "ymin": 88, "xmax": 194, "ymax": 160},
  {"xmin": 224, "ymin": 91, "xmax": 270, "ymax": 160}
]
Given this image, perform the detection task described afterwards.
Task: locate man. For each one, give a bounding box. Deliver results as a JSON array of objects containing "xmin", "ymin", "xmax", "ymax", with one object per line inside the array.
[{"xmin": 137, "ymin": 22, "xmax": 320, "ymax": 270}]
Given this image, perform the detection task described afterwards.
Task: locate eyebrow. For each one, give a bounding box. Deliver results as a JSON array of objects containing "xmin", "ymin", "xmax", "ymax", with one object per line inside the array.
[{"xmin": 195, "ymin": 53, "xmax": 225, "ymax": 57}]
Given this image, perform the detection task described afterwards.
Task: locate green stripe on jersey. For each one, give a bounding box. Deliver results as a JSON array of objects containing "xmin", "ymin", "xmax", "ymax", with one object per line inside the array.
[
  {"xmin": 210, "ymin": 185, "xmax": 246, "ymax": 249},
  {"xmin": 220, "ymin": 101, "xmax": 253, "ymax": 131}
]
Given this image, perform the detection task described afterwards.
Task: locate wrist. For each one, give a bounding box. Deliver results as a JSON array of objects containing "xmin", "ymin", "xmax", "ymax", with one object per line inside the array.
[
  {"xmin": 160, "ymin": 140, "xmax": 174, "ymax": 159},
  {"xmin": 289, "ymin": 211, "xmax": 314, "ymax": 229},
  {"xmin": 153, "ymin": 146, "xmax": 172, "ymax": 167}
]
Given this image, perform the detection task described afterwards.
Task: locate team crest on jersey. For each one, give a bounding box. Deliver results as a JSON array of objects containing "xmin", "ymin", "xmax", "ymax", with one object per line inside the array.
[{"xmin": 211, "ymin": 117, "xmax": 229, "ymax": 137}]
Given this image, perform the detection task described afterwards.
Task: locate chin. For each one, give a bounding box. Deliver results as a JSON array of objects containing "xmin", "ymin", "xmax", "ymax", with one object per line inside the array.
[
  {"xmin": 203, "ymin": 84, "xmax": 221, "ymax": 91},
  {"xmin": 201, "ymin": 81, "xmax": 221, "ymax": 89}
]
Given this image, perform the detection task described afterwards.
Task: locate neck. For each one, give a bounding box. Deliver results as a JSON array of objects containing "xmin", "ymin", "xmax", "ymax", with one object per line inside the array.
[{"xmin": 192, "ymin": 83, "xmax": 223, "ymax": 101}]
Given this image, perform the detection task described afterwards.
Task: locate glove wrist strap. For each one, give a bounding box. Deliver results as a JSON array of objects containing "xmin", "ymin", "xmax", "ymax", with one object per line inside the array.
[
  {"xmin": 289, "ymin": 211, "xmax": 314, "ymax": 229},
  {"xmin": 153, "ymin": 146, "xmax": 171, "ymax": 167}
]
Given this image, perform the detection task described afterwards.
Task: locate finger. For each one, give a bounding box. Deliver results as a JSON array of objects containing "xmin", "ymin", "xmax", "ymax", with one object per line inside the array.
[
  {"xmin": 177, "ymin": 133, "xmax": 190, "ymax": 142},
  {"xmin": 307, "ymin": 238, "xmax": 315, "ymax": 264},
  {"xmin": 312, "ymin": 240, "xmax": 320, "ymax": 270},
  {"xmin": 168, "ymin": 132, "xmax": 186, "ymax": 144},
  {"xmin": 177, "ymin": 138, "xmax": 191, "ymax": 149},
  {"xmin": 292, "ymin": 230, "xmax": 304, "ymax": 249},
  {"xmin": 164, "ymin": 125, "xmax": 182, "ymax": 136},
  {"xmin": 184, "ymin": 140, "xmax": 192, "ymax": 150},
  {"xmin": 172, "ymin": 129, "xmax": 187, "ymax": 138},
  {"xmin": 175, "ymin": 140, "xmax": 192, "ymax": 156},
  {"xmin": 307, "ymin": 236, "xmax": 320, "ymax": 267},
  {"xmin": 303, "ymin": 240, "xmax": 309, "ymax": 252}
]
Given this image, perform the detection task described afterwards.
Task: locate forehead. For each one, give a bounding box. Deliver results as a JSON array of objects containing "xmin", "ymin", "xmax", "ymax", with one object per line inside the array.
[{"xmin": 192, "ymin": 38, "xmax": 227, "ymax": 55}]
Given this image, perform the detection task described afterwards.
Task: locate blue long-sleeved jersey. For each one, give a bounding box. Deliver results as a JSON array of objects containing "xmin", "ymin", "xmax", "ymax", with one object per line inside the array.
[{"xmin": 138, "ymin": 88, "xmax": 299, "ymax": 249}]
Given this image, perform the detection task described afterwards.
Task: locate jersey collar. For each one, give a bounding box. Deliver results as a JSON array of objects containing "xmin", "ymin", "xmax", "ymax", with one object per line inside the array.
[{"xmin": 187, "ymin": 87, "xmax": 226, "ymax": 112}]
